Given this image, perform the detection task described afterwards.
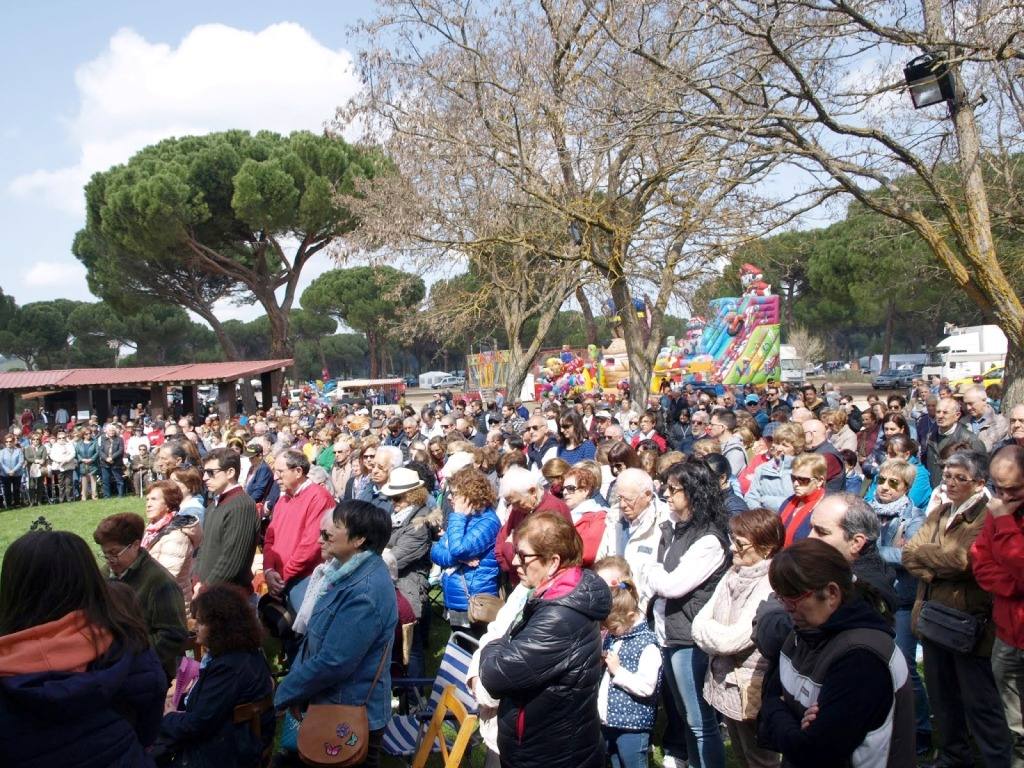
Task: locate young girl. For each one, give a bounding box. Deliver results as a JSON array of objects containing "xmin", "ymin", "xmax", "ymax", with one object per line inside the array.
[{"xmin": 595, "ymin": 557, "xmax": 662, "ymax": 768}]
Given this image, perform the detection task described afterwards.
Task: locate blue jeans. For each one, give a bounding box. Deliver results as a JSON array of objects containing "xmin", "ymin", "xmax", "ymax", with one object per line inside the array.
[
  {"xmin": 662, "ymin": 645, "xmax": 725, "ymax": 768},
  {"xmin": 100, "ymin": 464, "xmax": 123, "ymax": 498},
  {"xmin": 895, "ymin": 608, "xmax": 931, "ymax": 735},
  {"xmin": 603, "ymin": 727, "xmax": 650, "ymax": 768}
]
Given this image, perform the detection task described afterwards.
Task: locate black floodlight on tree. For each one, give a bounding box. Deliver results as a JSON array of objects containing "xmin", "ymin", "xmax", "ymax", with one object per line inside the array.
[{"xmin": 903, "ymin": 53, "xmax": 958, "ymax": 109}]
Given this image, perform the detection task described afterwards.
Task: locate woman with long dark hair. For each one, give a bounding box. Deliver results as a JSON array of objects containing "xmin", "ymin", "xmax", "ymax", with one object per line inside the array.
[
  {"xmin": 0, "ymin": 530, "xmax": 166, "ymax": 767},
  {"xmin": 647, "ymin": 459, "xmax": 730, "ymax": 768},
  {"xmin": 557, "ymin": 409, "xmax": 597, "ymax": 464}
]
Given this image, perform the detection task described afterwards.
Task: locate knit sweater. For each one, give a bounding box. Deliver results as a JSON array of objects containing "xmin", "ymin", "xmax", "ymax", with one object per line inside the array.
[
  {"xmin": 691, "ymin": 558, "xmax": 773, "ymax": 721},
  {"xmin": 263, "ymin": 481, "xmax": 334, "ymax": 582},
  {"xmin": 195, "ymin": 487, "xmax": 259, "ymax": 591}
]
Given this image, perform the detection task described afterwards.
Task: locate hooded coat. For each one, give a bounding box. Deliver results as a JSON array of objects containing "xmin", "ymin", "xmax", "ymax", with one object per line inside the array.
[
  {"xmin": 0, "ymin": 611, "xmax": 166, "ymax": 768},
  {"xmin": 479, "ymin": 567, "xmax": 612, "ymax": 768}
]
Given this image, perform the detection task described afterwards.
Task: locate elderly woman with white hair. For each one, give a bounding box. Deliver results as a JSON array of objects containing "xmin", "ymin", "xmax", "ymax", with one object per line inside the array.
[{"xmin": 493, "ymin": 466, "xmax": 571, "ymax": 586}]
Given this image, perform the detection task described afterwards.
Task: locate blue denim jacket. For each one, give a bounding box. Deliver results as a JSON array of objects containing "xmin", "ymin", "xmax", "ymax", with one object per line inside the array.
[{"xmin": 274, "ymin": 554, "xmax": 397, "ymax": 730}]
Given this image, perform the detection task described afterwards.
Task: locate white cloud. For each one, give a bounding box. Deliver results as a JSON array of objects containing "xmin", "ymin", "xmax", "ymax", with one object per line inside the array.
[
  {"xmin": 24, "ymin": 260, "xmax": 88, "ymax": 287},
  {"xmin": 9, "ymin": 22, "xmax": 361, "ymax": 216}
]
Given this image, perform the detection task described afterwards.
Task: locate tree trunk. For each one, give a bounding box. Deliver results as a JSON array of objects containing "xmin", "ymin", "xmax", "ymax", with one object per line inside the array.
[
  {"xmin": 192, "ymin": 306, "xmax": 258, "ymax": 413},
  {"xmin": 881, "ymin": 300, "xmax": 895, "ymax": 371},
  {"xmin": 367, "ymin": 330, "xmax": 380, "ymax": 378},
  {"xmin": 316, "ymin": 339, "xmax": 329, "ymax": 379},
  {"xmin": 609, "ymin": 269, "xmax": 652, "ymax": 413},
  {"xmin": 576, "ymin": 285, "xmax": 599, "ymax": 346},
  {"xmin": 1003, "ymin": 339, "xmax": 1024, "ymax": 410}
]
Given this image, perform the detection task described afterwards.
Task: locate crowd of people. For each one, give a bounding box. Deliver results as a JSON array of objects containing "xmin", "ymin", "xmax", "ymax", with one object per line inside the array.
[{"xmin": 1, "ymin": 376, "xmax": 1023, "ymax": 768}]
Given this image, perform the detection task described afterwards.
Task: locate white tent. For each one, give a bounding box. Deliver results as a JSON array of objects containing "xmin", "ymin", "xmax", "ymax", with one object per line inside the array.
[{"xmin": 418, "ymin": 371, "xmax": 450, "ymax": 389}]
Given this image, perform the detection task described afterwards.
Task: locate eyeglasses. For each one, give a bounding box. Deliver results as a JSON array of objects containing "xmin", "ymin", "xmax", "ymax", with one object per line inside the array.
[
  {"xmin": 664, "ymin": 483, "xmax": 686, "ymax": 497},
  {"xmin": 941, "ymin": 471, "xmax": 973, "ymax": 484},
  {"xmin": 729, "ymin": 536, "xmax": 753, "ymax": 553},
  {"xmin": 100, "ymin": 543, "xmax": 134, "ymax": 562},
  {"xmin": 878, "ymin": 476, "xmax": 905, "ymax": 490},
  {"xmin": 779, "ymin": 590, "xmax": 815, "ymax": 609},
  {"xmin": 791, "ymin": 475, "xmax": 817, "ymax": 485},
  {"xmin": 319, "ymin": 529, "xmax": 334, "ymax": 542},
  {"xmin": 202, "ymin": 467, "xmax": 224, "ymax": 478},
  {"xmin": 562, "ymin": 485, "xmax": 580, "ymax": 494},
  {"xmin": 514, "ymin": 549, "xmax": 542, "ymax": 564}
]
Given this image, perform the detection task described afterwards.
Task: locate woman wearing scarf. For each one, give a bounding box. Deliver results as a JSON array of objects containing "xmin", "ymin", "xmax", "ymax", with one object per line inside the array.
[
  {"xmin": 142, "ymin": 480, "xmax": 203, "ymax": 609},
  {"xmin": 903, "ymin": 450, "xmax": 1013, "ymax": 767},
  {"xmin": 869, "ymin": 458, "xmax": 933, "ymax": 757},
  {"xmin": 776, "ymin": 453, "xmax": 828, "ymax": 545},
  {"xmin": 275, "ymin": 500, "xmax": 397, "ymax": 767},
  {"xmin": 479, "ymin": 512, "xmax": 611, "ymax": 768}
]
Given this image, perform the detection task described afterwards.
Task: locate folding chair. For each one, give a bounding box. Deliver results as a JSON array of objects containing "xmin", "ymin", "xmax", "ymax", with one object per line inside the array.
[
  {"xmin": 233, "ymin": 693, "xmax": 277, "ymax": 768},
  {"xmin": 382, "ymin": 631, "xmax": 479, "ymax": 761},
  {"xmin": 410, "ymin": 685, "xmax": 478, "ymax": 768}
]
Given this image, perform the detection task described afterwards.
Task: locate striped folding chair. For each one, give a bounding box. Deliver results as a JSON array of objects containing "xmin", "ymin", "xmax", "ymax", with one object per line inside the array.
[{"xmin": 382, "ymin": 631, "xmax": 479, "ymax": 761}]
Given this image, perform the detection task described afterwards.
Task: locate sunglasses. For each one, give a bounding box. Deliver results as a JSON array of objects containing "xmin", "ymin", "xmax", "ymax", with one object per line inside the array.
[
  {"xmin": 202, "ymin": 468, "xmax": 224, "ymax": 478},
  {"xmin": 561, "ymin": 485, "xmax": 580, "ymax": 494},
  {"xmin": 878, "ymin": 476, "xmax": 905, "ymax": 490},
  {"xmin": 791, "ymin": 475, "xmax": 817, "ymax": 485},
  {"xmin": 319, "ymin": 529, "xmax": 333, "ymax": 542}
]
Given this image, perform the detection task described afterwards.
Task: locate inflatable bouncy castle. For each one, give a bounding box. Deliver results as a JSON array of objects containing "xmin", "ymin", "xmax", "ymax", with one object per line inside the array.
[{"xmin": 653, "ymin": 264, "xmax": 781, "ymax": 389}]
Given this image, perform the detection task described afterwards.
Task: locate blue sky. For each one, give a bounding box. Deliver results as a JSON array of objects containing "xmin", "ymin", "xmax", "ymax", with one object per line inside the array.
[{"xmin": 1, "ymin": 0, "xmax": 376, "ymax": 319}]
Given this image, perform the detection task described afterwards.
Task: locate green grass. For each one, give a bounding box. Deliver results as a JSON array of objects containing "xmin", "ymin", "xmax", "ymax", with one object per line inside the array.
[{"xmin": 0, "ymin": 497, "xmax": 143, "ymax": 557}]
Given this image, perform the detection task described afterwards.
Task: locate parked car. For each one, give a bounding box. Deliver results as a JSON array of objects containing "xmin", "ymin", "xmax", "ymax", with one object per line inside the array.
[
  {"xmin": 431, "ymin": 375, "xmax": 466, "ymax": 389},
  {"xmin": 951, "ymin": 365, "xmax": 1004, "ymax": 393},
  {"xmin": 872, "ymin": 369, "xmax": 914, "ymax": 389}
]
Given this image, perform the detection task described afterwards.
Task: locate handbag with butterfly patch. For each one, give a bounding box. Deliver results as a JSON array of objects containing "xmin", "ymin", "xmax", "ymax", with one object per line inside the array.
[{"xmin": 295, "ymin": 641, "xmax": 391, "ymax": 767}]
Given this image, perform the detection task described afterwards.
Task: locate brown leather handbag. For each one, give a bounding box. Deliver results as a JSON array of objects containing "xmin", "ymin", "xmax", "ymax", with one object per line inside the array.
[{"xmin": 295, "ymin": 642, "xmax": 391, "ymax": 766}]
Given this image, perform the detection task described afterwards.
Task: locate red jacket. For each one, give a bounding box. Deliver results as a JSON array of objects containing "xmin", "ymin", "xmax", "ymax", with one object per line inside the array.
[
  {"xmin": 263, "ymin": 481, "xmax": 335, "ymax": 582},
  {"xmin": 574, "ymin": 507, "xmax": 607, "ymax": 568},
  {"xmin": 495, "ymin": 490, "xmax": 571, "ymax": 584},
  {"xmin": 971, "ymin": 511, "xmax": 1024, "ymax": 648}
]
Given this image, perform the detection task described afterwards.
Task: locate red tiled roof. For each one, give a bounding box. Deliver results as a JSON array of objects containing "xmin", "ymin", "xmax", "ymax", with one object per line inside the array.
[{"xmin": 0, "ymin": 359, "xmax": 292, "ymax": 392}]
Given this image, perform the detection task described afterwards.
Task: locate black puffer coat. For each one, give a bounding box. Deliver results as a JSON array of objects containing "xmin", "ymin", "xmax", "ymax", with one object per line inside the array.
[{"xmin": 479, "ymin": 567, "xmax": 612, "ymax": 768}]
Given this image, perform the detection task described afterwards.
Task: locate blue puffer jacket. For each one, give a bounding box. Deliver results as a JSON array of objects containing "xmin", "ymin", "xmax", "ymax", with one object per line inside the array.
[
  {"xmin": 274, "ymin": 554, "xmax": 398, "ymax": 731},
  {"xmin": 864, "ymin": 456, "xmax": 932, "ymax": 510},
  {"xmin": 0, "ymin": 644, "xmax": 165, "ymax": 768},
  {"xmin": 744, "ymin": 455, "xmax": 794, "ymax": 513},
  {"xmin": 431, "ymin": 507, "xmax": 501, "ymax": 612}
]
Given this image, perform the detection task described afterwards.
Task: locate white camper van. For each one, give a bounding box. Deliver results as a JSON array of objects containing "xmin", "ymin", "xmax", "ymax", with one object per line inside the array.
[
  {"xmin": 921, "ymin": 324, "xmax": 1007, "ymax": 380},
  {"xmin": 779, "ymin": 345, "xmax": 805, "ymax": 386}
]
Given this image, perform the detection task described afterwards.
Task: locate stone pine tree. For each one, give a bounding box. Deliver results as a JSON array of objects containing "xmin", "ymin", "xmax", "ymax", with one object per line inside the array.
[
  {"xmin": 301, "ymin": 266, "xmax": 425, "ymax": 378},
  {"xmin": 74, "ymin": 129, "xmax": 388, "ymax": 367}
]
